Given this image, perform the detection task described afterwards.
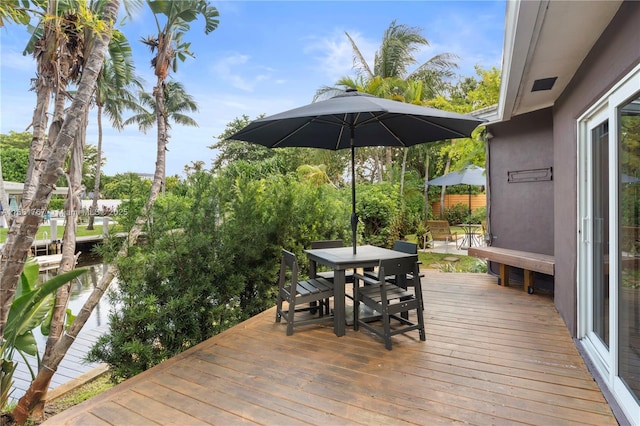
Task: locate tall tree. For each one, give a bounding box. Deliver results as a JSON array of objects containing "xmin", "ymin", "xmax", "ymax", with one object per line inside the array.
[
  {"xmin": 1, "ymin": 1, "xmax": 121, "ymax": 423},
  {"xmin": 10, "ymin": 9, "xmax": 217, "ymax": 420},
  {"xmin": 316, "ymin": 20, "xmax": 458, "ymax": 181},
  {"xmin": 427, "ymin": 66, "xmax": 501, "ymax": 217},
  {"xmin": 123, "ymin": 80, "xmax": 199, "ymax": 131},
  {"xmin": 2, "ymin": 0, "xmax": 100, "ymax": 338},
  {"xmin": 139, "ymin": 0, "xmax": 217, "ymax": 200},
  {"xmin": 123, "ymin": 80, "xmax": 200, "ymax": 193},
  {"xmin": 209, "ymin": 114, "xmax": 274, "ymax": 170},
  {"xmin": 87, "ymin": 32, "xmax": 143, "ymax": 230}
]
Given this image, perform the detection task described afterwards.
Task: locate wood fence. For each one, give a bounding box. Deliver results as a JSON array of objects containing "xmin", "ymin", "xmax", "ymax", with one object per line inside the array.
[{"xmin": 430, "ymin": 193, "xmax": 486, "ymax": 216}]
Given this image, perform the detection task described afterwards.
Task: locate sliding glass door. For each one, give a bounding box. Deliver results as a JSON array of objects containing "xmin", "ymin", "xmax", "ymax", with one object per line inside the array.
[
  {"xmin": 578, "ymin": 65, "xmax": 640, "ymax": 423},
  {"xmin": 618, "ymin": 95, "xmax": 640, "ymax": 399}
]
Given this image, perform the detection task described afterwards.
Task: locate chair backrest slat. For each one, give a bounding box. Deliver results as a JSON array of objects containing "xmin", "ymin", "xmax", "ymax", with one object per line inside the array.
[
  {"xmin": 280, "ymin": 249, "xmax": 299, "ymax": 284},
  {"xmin": 378, "ymin": 255, "xmax": 418, "ymax": 280},
  {"xmin": 311, "ymin": 239, "xmax": 344, "ymax": 249},
  {"xmin": 393, "ymin": 240, "xmax": 418, "ymax": 254}
]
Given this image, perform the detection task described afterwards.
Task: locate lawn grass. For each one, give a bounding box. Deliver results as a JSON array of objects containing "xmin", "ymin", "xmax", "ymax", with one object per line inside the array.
[
  {"xmin": 0, "ymin": 222, "xmax": 124, "ymax": 244},
  {"xmin": 406, "ymin": 233, "xmax": 487, "ymax": 273}
]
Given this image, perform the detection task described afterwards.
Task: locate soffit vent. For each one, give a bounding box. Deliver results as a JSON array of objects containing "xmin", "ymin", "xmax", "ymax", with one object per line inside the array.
[{"xmin": 531, "ymin": 77, "xmax": 557, "ymax": 92}]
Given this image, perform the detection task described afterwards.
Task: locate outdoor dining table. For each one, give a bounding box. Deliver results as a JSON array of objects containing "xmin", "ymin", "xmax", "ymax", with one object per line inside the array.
[
  {"xmin": 457, "ymin": 223, "xmax": 483, "ymax": 249},
  {"xmin": 305, "ymin": 244, "xmax": 417, "ymax": 337}
]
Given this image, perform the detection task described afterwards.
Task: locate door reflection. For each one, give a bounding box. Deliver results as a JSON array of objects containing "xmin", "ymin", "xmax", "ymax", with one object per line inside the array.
[{"xmin": 618, "ymin": 95, "xmax": 640, "ymax": 397}]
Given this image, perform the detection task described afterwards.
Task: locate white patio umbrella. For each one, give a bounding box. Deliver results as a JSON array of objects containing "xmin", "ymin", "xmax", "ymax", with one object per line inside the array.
[{"xmin": 427, "ymin": 165, "xmax": 486, "ymax": 217}]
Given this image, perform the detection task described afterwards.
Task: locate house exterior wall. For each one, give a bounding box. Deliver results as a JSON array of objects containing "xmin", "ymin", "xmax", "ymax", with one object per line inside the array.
[
  {"xmin": 553, "ymin": 0, "xmax": 640, "ymax": 335},
  {"xmin": 487, "ymin": 1, "xmax": 640, "ymax": 336},
  {"xmin": 486, "ymin": 108, "xmax": 554, "ymax": 289}
]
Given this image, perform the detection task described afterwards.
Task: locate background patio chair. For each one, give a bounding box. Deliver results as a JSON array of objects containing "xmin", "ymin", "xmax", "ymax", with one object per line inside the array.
[
  {"xmin": 276, "ymin": 249, "xmax": 335, "ymax": 335},
  {"xmin": 353, "ymin": 255, "xmax": 426, "ymax": 350},
  {"xmin": 310, "ymin": 239, "xmax": 355, "ymax": 283},
  {"xmin": 365, "ymin": 240, "xmax": 425, "ymax": 284},
  {"xmin": 311, "ymin": 240, "xmax": 355, "ymax": 311}
]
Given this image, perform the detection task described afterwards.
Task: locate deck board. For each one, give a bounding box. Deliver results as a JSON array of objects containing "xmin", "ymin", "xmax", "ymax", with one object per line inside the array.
[{"xmin": 43, "ymin": 271, "xmax": 617, "ymax": 425}]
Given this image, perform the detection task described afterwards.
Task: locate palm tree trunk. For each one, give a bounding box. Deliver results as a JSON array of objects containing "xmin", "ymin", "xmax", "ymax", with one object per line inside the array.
[
  {"xmin": 400, "ymin": 148, "xmax": 407, "ymax": 195},
  {"xmin": 0, "ymin": 84, "xmax": 54, "ymax": 261},
  {"xmin": 87, "ymin": 103, "xmax": 104, "ymax": 230},
  {"xmin": 153, "ymin": 79, "xmax": 169, "ymax": 202},
  {"xmin": 0, "ymin": 88, "xmax": 64, "ymax": 337},
  {"xmin": 7, "ymin": 1, "xmax": 120, "ymax": 421},
  {"xmin": 10, "ymin": 49, "xmax": 173, "ymax": 426},
  {"xmin": 43, "ymin": 110, "xmax": 86, "ymax": 359},
  {"xmin": 423, "ymin": 152, "xmax": 429, "ymax": 220},
  {"xmin": 439, "ymin": 156, "xmax": 451, "ymax": 218},
  {"xmin": 25, "ymin": 110, "xmax": 87, "ymax": 420},
  {"xmin": 385, "ymin": 146, "xmax": 392, "ymax": 172},
  {"xmin": 0, "ymin": 155, "xmax": 8, "ymax": 228}
]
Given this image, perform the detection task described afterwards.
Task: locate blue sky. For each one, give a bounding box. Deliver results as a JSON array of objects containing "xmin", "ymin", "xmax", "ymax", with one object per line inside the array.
[{"xmin": 0, "ymin": 1, "xmax": 506, "ymax": 177}]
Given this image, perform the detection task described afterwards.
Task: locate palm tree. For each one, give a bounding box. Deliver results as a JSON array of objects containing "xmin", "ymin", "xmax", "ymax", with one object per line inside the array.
[
  {"xmin": 316, "ymin": 20, "xmax": 458, "ymax": 187},
  {"xmin": 124, "ymin": 80, "xmax": 199, "ymax": 194},
  {"xmin": 0, "ymin": 1, "xmax": 30, "ymax": 27},
  {"xmin": 1, "ymin": 0, "xmax": 103, "ymax": 338},
  {"xmin": 138, "ymin": 0, "xmax": 217, "ymax": 203},
  {"xmin": 87, "ymin": 33, "xmax": 144, "ymax": 230},
  {"xmin": 316, "ymin": 20, "xmax": 458, "ymax": 101},
  {"xmin": 124, "ymin": 81, "xmax": 199, "ymax": 131},
  {"xmin": 2, "ymin": 1, "xmax": 121, "ymax": 423}
]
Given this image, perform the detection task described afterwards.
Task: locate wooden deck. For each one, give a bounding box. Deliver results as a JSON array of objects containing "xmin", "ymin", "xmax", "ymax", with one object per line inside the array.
[{"xmin": 43, "ymin": 271, "xmax": 617, "ymax": 425}]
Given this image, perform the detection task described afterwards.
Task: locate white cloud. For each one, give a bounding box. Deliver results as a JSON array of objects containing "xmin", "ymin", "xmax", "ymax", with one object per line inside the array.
[
  {"xmin": 303, "ymin": 29, "xmax": 377, "ymax": 83},
  {"xmin": 210, "ymin": 53, "xmax": 278, "ymax": 93}
]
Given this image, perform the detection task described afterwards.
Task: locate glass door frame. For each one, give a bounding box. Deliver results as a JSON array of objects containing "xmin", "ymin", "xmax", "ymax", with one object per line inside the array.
[
  {"xmin": 577, "ymin": 63, "xmax": 640, "ymax": 423},
  {"xmin": 578, "ymin": 105, "xmax": 613, "ymax": 376}
]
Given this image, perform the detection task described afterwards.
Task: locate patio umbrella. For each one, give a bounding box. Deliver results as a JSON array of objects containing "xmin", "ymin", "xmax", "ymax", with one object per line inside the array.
[
  {"xmin": 226, "ymin": 89, "xmax": 485, "ymax": 253},
  {"xmin": 427, "ymin": 165, "xmax": 486, "ymax": 217}
]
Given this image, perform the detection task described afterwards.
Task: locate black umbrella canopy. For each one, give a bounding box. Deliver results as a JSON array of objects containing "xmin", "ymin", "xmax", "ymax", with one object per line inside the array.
[
  {"xmin": 227, "ymin": 89, "xmax": 485, "ymax": 253},
  {"xmin": 228, "ymin": 89, "xmax": 483, "ymax": 150}
]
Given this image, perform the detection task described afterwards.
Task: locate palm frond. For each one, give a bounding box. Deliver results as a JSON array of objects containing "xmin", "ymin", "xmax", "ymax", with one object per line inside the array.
[{"xmin": 345, "ymin": 31, "xmax": 373, "ymax": 80}]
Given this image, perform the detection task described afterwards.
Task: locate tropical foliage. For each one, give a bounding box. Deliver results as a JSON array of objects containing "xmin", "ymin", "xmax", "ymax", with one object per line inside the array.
[
  {"xmin": 1, "ymin": 5, "xmax": 498, "ymax": 420},
  {"xmin": 1, "ymin": 259, "xmax": 85, "ymax": 413}
]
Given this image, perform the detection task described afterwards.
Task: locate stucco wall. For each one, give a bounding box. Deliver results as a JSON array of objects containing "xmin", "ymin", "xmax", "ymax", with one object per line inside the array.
[
  {"xmin": 552, "ymin": 0, "xmax": 640, "ymax": 335},
  {"xmin": 486, "ymin": 108, "xmax": 554, "ymax": 289}
]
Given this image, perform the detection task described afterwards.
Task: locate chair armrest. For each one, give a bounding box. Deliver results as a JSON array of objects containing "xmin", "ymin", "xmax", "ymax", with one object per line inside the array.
[{"xmin": 352, "ymin": 272, "xmax": 381, "ymax": 286}]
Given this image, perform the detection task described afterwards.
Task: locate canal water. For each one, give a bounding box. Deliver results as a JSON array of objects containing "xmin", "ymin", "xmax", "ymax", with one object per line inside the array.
[
  {"xmin": 33, "ymin": 254, "xmax": 114, "ymax": 348},
  {"xmin": 10, "ymin": 254, "xmax": 115, "ymax": 403}
]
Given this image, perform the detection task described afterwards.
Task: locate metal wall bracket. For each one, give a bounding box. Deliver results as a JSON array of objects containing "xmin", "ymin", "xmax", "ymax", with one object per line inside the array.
[{"xmin": 507, "ymin": 167, "xmax": 553, "ymax": 183}]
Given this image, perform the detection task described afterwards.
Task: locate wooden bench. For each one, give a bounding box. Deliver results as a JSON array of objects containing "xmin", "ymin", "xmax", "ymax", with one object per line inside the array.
[
  {"xmin": 425, "ymin": 220, "xmax": 458, "ymax": 247},
  {"xmin": 468, "ymin": 246, "xmax": 555, "ymax": 294}
]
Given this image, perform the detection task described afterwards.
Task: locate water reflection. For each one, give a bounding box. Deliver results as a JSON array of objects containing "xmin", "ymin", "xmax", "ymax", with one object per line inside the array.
[
  {"xmin": 34, "ymin": 253, "xmax": 114, "ymax": 347},
  {"xmin": 10, "ymin": 254, "xmax": 116, "ymax": 402}
]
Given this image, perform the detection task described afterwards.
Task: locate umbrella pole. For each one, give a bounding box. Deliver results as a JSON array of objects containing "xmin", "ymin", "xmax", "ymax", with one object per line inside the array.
[{"xmin": 350, "ymin": 129, "xmax": 357, "ymax": 254}]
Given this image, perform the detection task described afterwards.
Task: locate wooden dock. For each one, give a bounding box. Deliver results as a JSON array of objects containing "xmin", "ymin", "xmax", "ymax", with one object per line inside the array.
[{"xmin": 43, "ymin": 271, "xmax": 618, "ymax": 425}]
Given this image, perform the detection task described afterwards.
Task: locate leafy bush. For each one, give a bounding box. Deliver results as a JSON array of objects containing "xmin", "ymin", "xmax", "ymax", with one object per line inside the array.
[
  {"xmin": 468, "ymin": 206, "xmax": 487, "ymax": 224},
  {"xmin": 48, "ymin": 197, "xmax": 64, "ymax": 211},
  {"xmin": 443, "ymin": 203, "xmax": 470, "ymax": 225},
  {"xmin": 88, "ymin": 169, "xmax": 352, "ymax": 380},
  {"xmin": 357, "ymin": 182, "xmax": 401, "ymax": 247}
]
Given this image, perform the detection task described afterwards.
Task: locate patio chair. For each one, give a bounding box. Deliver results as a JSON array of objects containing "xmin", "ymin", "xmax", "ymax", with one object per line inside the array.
[
  {"xmin": 310, "ymin": 239, "xmax": 355, "ymax": 283},
  {"xmin": 425, "ymin": 220, "xmax": 458, "ymax": 250},
  {"xmin": 352, "ymin": 256, "xmax": 426, "ymax": 350},
  {"xmin": 276, "ymin": 249, "xmax": 335, "ymax": 335},
  {"xmin": 365, "ymin": 240, "xmax": 425, "ymax": 282},
  {"xmin": 311, "ymin": 240, "xmax": 355, "ymax": 311},
  {"xmin": 390, "ymin": 241, "xmax": 425, "ymax": 312}
]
